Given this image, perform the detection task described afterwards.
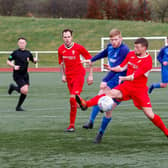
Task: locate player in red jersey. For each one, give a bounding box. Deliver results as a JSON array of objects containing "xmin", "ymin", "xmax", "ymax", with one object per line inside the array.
[
  {"xmin": 58, "ymin": 29, "xmax": 93, "ymax": 132},
  {"xmin": 76, "ymin": 38, "xmax": 168, "ymax": 143}
]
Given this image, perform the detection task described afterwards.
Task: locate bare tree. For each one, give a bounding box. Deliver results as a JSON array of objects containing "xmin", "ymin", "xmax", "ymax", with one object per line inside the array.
[
  {"xmin": 151, "ymin": 0, "xmax": 168, "ymax": 23},
  {"xmin": 0, "ymin": 0, "xmax": 16, "ymax": 16}
]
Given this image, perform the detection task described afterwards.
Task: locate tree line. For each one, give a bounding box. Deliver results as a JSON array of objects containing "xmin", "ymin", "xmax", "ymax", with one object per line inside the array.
[{"xmin": 0, "ymin": 0, "xmax": 168, "ymax": 23}]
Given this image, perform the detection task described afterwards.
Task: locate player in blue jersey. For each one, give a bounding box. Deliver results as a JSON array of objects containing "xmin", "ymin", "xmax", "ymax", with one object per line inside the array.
[
  {"xmin": 149, "ymin": 37, "xmax": 168, "ymax": 94},
  {"xmin": 82, "ymin": 29, "xmax": 129, "ymax": 142}
]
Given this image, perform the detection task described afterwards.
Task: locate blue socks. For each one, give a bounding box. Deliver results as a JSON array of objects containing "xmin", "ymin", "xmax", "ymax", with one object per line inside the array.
[
  {"xmin": 89, "ymin": 105, "xmax": 100, "ymax": 123},
  {"xmin": 153, "ymin": 83, "xmax": 161, "ymax": 88},
  {"xmin": 99, "ymin": 116, "xmax": 112, "ymax": 134}
]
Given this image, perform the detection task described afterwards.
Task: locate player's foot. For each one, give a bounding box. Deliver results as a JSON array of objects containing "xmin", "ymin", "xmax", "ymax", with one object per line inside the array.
[
  {"xmin": 75, "ymin": 95, "xmax": 88, "ymax": 111},
  {"xmin": 64, "ymin": 126, "xmax": 75, "ymax": 132},
  {"xmin": 93, "ymin": 132, "xmax": 103, "ymax": 144},
  {"xmin": 8, "ymin": 83, "xmax": 15, "ymax": 95},
  {"xmin": 148, "ymin": 84, "xmax": 154, "ymax": 94},
  {"xmin": 83, "ymin": 121, "xmax": 93, "ymax": 129},
  {"xmin": 16, "ymin": 106, "xmax": 24, "ymax": 111}
]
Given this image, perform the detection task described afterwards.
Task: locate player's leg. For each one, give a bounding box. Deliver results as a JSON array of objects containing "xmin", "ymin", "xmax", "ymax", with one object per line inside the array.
[
  {"xmin": 133, "ymin": 90, "xmax": 168, "ymax": 137},
  {"xmin": 94, "ymin": 103, "xmax": 118, "ymax": 143},
  {"xmin": 142, "ymin": 107, "xmax": 168, "ymax": 137},
  {"xmin": 76, "ymin": 88, "xmax": 122, "ymax": 110},
  {"xmin": 8, "ymin": 83, "xmax": 20, "ymax": 95},
  {"xmin": 83, "ymin": 85, "xmax": 112, "ymax": 129},
  {"xmin": 149, "ymin": 66, "xmax": 168, "ymax": 94},
  {"xmin": 68, "ymin": 94, "xmax": 77, "ymax": 131},
  {"xmin": 66, "ymin": 75, "xmax": 84, "ymax": 132},
  {"xmin": 16, "ymin": 84, "xmax": 29, "ymax": 111},
  {"xmin": 14, "ymin": 74, "xmax": 29, "ymax": 111}
]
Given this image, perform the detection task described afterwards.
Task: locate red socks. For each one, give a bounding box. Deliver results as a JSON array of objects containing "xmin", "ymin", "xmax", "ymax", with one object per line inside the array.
[
  {"xmin": 86, "ymin": 94, "xmax": 105, "ymax": 107},
  {"xmin": 69, "ymin": 97, "xmax": 77, "ymax": 128},
  {"xmin": 151, "ymin": 114, "xmax": 168, "ymax": 136}
]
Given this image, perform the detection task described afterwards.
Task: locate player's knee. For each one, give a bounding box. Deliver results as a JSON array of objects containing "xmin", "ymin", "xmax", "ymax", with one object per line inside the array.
[
  {"xmin": 143, "ymin": 108, "xmax": 154, "ymax": 120},
  {"xmin": 107, "ymin": 89, "xmax": 122, "ymax": 99},
  {"xmin": 20, "ymin": 86, "xmax": 28, "ymax": 95},
  {"xmin": 105, "ymin": 111, "xmax": 112, "ymax": 118},
  {"xmin": 161, "ymin": 83, "xmax": 167, "ymax": 88},
  {"xmin": 70, "ymin": 94, "xmax": 75, "ymax": 98}
]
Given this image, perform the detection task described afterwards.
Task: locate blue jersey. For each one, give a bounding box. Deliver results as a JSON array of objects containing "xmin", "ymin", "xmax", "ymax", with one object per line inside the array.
[
  {"xmin": 157, "ymin": 46, "xmax": 168, "ymax": 64},
  {"xmin": 157, "ymin": 46, "xmax": 168, "ymax": 83},
  {"xmin": 91, "ymin": 43, "xmax": 129, "ymax": 83}
]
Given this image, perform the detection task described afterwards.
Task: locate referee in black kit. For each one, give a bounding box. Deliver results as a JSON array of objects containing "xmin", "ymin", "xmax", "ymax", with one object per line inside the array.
[{"xmin": 7, "ymin": 37, "xmax": 37, "ymax": 111}]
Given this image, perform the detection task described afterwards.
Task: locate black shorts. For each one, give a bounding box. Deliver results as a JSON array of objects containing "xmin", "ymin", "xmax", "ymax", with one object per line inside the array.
[{"xmin": 13, "ymin": 72, "xmax": 30, "ymax": 88}]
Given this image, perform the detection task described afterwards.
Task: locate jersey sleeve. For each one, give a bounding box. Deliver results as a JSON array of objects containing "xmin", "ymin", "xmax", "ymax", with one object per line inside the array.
[
  {"xmin": 91, "ymin": 47, "xmax": 108, "ymax": 62},
  {"xmin": 78, "ymin": 44, "xmax": 92, "ymax": 60},
  {"xmin": 119, "ymin": 52, "xmax": 130, "ymax": 71},
  {"xmin": 133, "ymin": 57, "xmax": 152, "ymax": 79},
  {"xmin": 157, "ymin": 48, "xmax": 164, "ymax": 64},
  {"xmin": 29, "ymin": 52, "xmax": 34, "ymax": 62},
  {"xmin": 8, "ymin": 51, "xmax": 16, "ymax": 61},
  {"xmin": 58, "ymin": 48, "xmax": 63, "ymax": 64}
]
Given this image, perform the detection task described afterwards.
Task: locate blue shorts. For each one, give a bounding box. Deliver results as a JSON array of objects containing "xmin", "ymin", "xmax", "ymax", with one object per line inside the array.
[
  {"xmin": 161, "ymin": 65, "xmax": 168, "ymax": 83},
  {"xmin": 106, "ymin": 73, "xmax": 121, "ymax": 105}
]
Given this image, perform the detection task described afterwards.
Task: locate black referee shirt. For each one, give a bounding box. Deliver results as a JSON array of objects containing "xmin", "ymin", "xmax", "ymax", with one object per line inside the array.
[{"xmin": 8, "ymin": 49, "xmax": 34, "ymax": 74}]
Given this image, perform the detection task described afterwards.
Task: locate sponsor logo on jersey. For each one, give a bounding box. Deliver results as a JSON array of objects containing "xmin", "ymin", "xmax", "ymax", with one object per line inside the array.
[
  {"xmin": 109, "ymin": 58, "xmax": 117, "ymax": 63},
  {"xmin": 128, "ymin": 62, "xmax": 138, "ymax": 69},
  {"xmin": 63, "ymin": 56, "xmax": 76, "ymax": 60}
]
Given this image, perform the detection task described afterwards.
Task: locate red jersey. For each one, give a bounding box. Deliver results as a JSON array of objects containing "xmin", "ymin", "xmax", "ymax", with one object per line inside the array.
[
  {"xmin": 58, "ymin": 43, "xmax": 92, "ymax": 76},
  {"xmin": 119, "ymin": 51, "xmax": 152, "ymax": 87}
]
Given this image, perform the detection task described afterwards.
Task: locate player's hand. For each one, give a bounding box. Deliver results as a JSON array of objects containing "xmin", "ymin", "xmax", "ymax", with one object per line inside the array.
[
  {"xmin": 14, "ymin": 65, "xmax": 20, "ymax": 70},
  {"xmin": 163, "ymin": 61, "xmax": 168, "ymax": 66},
  {"xmin": 34, "ymin": 57, "xmax": 38, "ymax": 64},
  {"xmin": 62, "ymin": 75, "xmax": 67, "ymax": 83},
  {"xmin": 81, "ymin": 59, "xmax": 92, "ymax": 66},
  {"xmin": 119, "ymin": 75, "xmax": 133, "ymax": 81},
  {"xmin": 100, "ymin": 82, "xmax": 107, "ymax": 89},
  {"xmin": 103, "ymin": 64, "xmax": 111, "ymax": 71},
  {"xmin": 87, "ymin": 75, "xmax": 93, "ymax": 85}
]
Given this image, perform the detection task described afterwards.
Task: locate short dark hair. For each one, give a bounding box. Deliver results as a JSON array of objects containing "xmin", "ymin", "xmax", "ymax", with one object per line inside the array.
[
  {"xmin": 134, "ymin": 38, "xmax": 148, "ymax": 49},
  {"xmin": 62, "ymin": 29, "xmax": 73, "ymax": 36},
  {"xmin": 17, "ymin": 37, "xmax": 27, "ymax": 41}
]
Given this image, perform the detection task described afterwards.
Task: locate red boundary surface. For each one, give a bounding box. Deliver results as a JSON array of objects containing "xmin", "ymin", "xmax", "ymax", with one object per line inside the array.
[
  {"xmin": 0, "ymin": 67, "xmax": 102, "ymax": 72},
  {"xmin": 0, "ymin": 67, "xmax": 160, "ymax": 72}
]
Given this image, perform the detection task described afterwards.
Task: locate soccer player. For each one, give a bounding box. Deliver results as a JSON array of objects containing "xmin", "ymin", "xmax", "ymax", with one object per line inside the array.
[
  {"xmin": 7, "ymin": 37, "xmax": 37, "ymax": 111},
  {"xmin": 82, "ymin": 29, "xmax": 129, "ymax": 129},
  {"xmin": 76, "ymin": 38, "xmax": 168, "ymax": 143},
  {"xmin": 58, "ymin": 29, "xmax": 93, "ymax": 132},
  {"xmin": 149, "ymin": 37, "xmax": 168, "ymax": 94}
]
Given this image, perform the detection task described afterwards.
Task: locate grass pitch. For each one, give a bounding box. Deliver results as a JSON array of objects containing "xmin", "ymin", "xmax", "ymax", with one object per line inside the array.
[{"xmin": 0, "ymin": 71, "xmax": 168, "ymax": 168}]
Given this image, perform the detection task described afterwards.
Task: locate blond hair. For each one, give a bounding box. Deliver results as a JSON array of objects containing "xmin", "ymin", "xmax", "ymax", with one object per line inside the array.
[{"xmin": 109, "ymin": 29, "xmax": 122, "ymax": 38}]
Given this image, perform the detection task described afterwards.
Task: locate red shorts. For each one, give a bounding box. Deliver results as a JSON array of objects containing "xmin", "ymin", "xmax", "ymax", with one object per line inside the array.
[
  {"xmin": 114, "ymin": 82, "xmax": 152, "ymax": 110},
  {"xmin": 66, "ymin": 75, "xmax": 85, "ymax": 95}
]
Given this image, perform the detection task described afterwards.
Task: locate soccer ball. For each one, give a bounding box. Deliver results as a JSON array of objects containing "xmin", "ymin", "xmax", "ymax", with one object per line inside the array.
[{"xmin": 98, "ymin": 96, "xmax": 114, "ymax": 112}]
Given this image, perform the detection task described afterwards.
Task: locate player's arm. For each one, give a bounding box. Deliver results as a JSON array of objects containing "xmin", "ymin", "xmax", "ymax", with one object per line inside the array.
[
  {"xmin": 120, "ymin": 57, "xmax": 153, "ymax": 82},
  {"xmin": 104, "ymin": 53, "xmax": 130, "ymax": 72},
  {"xmin": 157, "ymin": 48, "xmax": 168, "ymax": 66},
  {"xmin": 78, "ymin": 45, "xmax": 94, "ymax": 85},
  {"xmin": 58, "ymin": 49, "xmax": 66, "ymax": 83},
  {"xmin": 87, "ymin": 63, "xmax": 93, "ymax": 85},
  {"xmin": 91, "ymin": 48, "xmax": 108, "ymax": 63},
  {"xmin": 6, "ymin": 53, "xmax": 20, "ymax": 70},
  {"xmin": 60, "ymin": 62, "xmax": 66, "ymax": 83},
  {"xmin": 29, "ymin": 52, "xmax": 37, "ymax": 64},
  {"xmin": 81, "ymin": 48, "xmax": 108, "ymax": 66}
]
